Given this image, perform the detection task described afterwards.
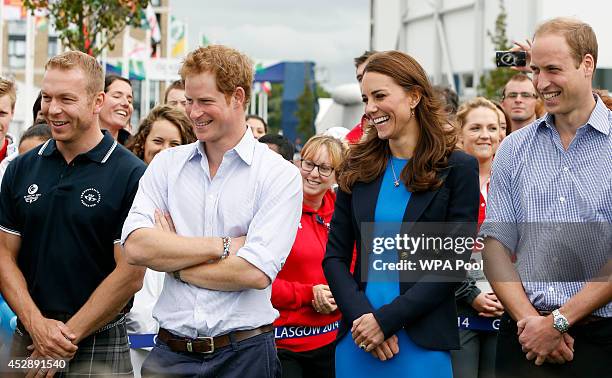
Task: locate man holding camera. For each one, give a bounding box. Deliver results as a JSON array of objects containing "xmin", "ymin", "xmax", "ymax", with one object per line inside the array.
[{"xmin": 481, "ymin": 17, "xmax": 612, "ymax": 378}]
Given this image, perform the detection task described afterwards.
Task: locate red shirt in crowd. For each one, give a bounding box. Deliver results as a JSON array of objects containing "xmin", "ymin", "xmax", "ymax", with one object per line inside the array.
[
  {"xmin": 345, "ymin": 114, "xmax": 369, "ymax": 144},
  {"xmin": 272, "ymin": 190, "xmax": 341, "ymax": 352},
  {"xmin": 0, "ymin": 138, "xmax": 8, "ymax": 162}
]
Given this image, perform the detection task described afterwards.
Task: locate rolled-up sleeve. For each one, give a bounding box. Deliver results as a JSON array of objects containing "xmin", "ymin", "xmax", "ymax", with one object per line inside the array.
[
  {"xmin": 479, "ymin": 138, "xmax": 519, "ymax": 252},
  {"xmin": 120, "ymin": 152, "xmax": 170, "ymax": 244},
  {"xmin": 237, "ymin": 164, "xmax": 302, "ymax": 281}
]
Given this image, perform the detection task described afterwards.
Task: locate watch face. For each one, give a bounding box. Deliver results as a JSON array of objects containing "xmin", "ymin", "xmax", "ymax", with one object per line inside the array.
[{"xmin": 553, "ymin": 312, "xmax": 569, "ymax": 332}]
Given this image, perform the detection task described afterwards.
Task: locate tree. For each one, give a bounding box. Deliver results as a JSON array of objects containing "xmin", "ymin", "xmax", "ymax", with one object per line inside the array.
[
  {"xmin": 295, "ymin": 69, "xmax": 316, "ymax": 141},
  {"xmin": 478, "ymin": 0, "xmax": 516, "ymax": 100},
  {"xmin": 316, "ymin": 83, "xmax": 331, "ymax": 98},
  {"xmin": 23, "ymin": 0, "xmax": 150, "ymax": 56},
  {"xmin": 266, "ymin": 83, "xmax": 283, "ymax": 135}
]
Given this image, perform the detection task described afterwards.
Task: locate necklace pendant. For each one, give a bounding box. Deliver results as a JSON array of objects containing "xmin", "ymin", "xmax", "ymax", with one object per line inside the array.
[{"xmin": 394, "ymin": 180, "xmax": 400, "ymax": 187}]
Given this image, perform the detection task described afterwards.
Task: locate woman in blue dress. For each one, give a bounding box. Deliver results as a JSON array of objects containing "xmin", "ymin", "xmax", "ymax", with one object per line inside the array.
[{"xmin": 323, "ymin": 51, "xmax": 480, "ymax": 377}]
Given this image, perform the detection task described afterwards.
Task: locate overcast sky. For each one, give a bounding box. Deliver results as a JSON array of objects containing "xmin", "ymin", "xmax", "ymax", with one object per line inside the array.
[{"xmin": 171, "ymin": 0, "xmax": 370, "ymax": 89}]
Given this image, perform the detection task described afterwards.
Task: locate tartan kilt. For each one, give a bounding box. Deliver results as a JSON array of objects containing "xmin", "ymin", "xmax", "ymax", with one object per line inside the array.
[{"xmin": 10, "ymin": 315, "xmax": 133, "ymax": 377}]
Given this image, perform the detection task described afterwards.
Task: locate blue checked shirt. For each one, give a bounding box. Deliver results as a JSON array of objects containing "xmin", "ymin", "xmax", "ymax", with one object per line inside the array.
[{"xmin": 480, "ymin": 96, "xmax": 612, "ymax": 317}]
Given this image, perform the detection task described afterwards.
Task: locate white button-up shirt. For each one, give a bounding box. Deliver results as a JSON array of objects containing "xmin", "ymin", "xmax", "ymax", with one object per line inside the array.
[{"xmin": 121, "ymin": 129, "xmax": 302, "ymax": 337}]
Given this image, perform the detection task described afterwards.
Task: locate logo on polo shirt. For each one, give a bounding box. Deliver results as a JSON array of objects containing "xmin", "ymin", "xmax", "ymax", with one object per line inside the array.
[
  {"xmin": 24, "ymin": 184, "xmax": 41, "ymax": 204},
  {"xmin": 80, "ymin": 188, "xmax": 101, "ymax": 208}
]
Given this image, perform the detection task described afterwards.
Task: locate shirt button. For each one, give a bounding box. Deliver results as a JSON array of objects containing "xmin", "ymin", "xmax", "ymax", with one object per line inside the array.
[
  {"xmin": 559, "ymin": 196, "xmax": 565, "ymax": 203},
  {"xmin": 563, "ymin": 166, "xmax": 569, "ymax": 172},
  {"xmin": 548, "ymin": 287, "xmax": 555, "ymax": 293},
  {"xmin": 481, "ymin": 203, "xmax": 485, "ymax": 207}
]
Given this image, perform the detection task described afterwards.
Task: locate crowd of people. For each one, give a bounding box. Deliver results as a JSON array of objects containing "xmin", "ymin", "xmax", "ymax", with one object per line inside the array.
[{"xmin": 0, "ymin": 15, "xmax": 610, "ymax": 378}]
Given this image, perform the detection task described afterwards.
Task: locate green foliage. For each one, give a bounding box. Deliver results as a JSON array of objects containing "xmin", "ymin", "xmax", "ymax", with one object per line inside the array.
[
  {"xmin": 295, "ymin": 70, "xmax": 316, "ymax": 140},
  {"xmin": 316, "ymin": 83, "xmax": 331, "ymax": 98},
  {"xmin": 477, "ymin": 0, "xmax": 516, "ymax": 100},
  {"xmin": 23, "ymin": 0, "xmax": 150, "ymax": 56},
  {"xmin": 266, "ymin": 83, "xmax": 283, "ymax": 135}
]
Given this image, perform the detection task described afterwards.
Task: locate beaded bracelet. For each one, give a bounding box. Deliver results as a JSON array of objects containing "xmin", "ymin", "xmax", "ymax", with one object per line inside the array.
[{"xmin": 221, "ymin": 236, "xmax": 231, "ymax": 260}]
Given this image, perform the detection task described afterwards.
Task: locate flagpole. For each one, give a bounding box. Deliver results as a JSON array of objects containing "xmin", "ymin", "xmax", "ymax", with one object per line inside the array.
[
  {"xmin": 122, "ymin": 26, "xmax": 130, "ymax": 78},
  {"xmin": 25, "ymin": 10, "xmax": 36, "ymax": 125},
  {"xmin": 165, "ymin": 12, "xmax": 171, "ymax": 87},
  {"xmin": 0, "ymin": 0, "xmax": 4, "ymax": 77}
]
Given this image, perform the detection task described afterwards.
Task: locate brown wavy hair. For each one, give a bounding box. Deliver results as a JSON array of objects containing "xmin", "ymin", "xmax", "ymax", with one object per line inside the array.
[
  {"xmin": 337, "ymin": 51, "xmax": 455, "ymax": 193},
  {"xmin": 127, "ymin": 105, "xmax": 196, "ymax": 161}
]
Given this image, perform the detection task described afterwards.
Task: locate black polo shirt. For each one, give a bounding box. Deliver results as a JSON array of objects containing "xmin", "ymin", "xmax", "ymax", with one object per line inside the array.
[{"xmin": 0, "ymin": 131, "xmax": 146, "ymax": 315}]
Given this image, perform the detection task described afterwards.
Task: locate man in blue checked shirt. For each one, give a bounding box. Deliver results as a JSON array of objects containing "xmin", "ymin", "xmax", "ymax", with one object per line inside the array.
[{"xmin": 480, "ymin": 17, "xmax": 612, "ymax": 378}]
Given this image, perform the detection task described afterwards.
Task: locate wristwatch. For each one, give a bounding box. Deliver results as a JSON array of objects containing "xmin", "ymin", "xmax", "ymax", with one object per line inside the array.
[{"xmin": 552, "ymin": 309, "xmax": 570, "ymax": 333}]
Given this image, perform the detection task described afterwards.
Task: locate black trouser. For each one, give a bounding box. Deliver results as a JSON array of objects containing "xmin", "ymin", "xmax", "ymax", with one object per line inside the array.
[
  {"xmin": 496, "ymin": 312, "xmax": 612, "ymax": 378},
  {"xmin": 276, "ymin": 342, "xmax": 335, "ymax": 378}
]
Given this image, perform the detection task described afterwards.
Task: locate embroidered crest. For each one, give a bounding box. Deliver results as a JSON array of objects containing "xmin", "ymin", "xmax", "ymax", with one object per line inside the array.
[
  {"xmin": 80, "ymin": 188, "xmax": 101, "ymax": 208},
  {"xmin": 24, "ymin": 184, "xmax": 41, "ymax": 203}
]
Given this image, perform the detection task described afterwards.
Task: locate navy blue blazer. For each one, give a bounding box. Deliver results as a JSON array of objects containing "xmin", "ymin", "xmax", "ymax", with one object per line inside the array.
[{"xmin": 322, "ymin": 150, "xmax": 480, "ymax": 351}]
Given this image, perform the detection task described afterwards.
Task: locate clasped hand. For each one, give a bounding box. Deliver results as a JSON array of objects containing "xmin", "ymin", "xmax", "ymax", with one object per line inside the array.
[
  {"xmin": 311, "ymin": 284, "xmax": 337, "ymax": 314},
  {"xmin": 351, "ymin": 313, "xmax": 399, "ymax": 361},
  {"xmin": 25, "ymin": 317, "xmax": 78, "ymax": 377},
  {"xmin": 517, "ymin": 315, "xmax": 574, "ymax": 366}
]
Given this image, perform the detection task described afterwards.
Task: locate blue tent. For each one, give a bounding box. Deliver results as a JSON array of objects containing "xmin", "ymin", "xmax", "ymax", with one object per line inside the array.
[{"xmin": 255, "ymin": 62, "xmax": 317, "ymax": 143}]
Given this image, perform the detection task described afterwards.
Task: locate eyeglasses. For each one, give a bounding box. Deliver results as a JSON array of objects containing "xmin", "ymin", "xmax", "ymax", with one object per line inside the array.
[
  {"xmin": 504, "ymin": 92, "xmax": 538, "ymax": 100},
  {"xmin": 300, "ymin": 159, "xmax": 334, "ymax": 177}
]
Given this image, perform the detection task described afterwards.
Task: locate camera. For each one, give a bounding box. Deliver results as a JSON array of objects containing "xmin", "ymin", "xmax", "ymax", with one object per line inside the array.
[{"xmin": 496, "ymin": 51, "xmax": 527, "ymax": 67}]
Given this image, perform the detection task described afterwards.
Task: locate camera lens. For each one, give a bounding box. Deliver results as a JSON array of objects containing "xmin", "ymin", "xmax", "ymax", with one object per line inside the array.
[{"xmin": 500, "ymin": 53, "xmax": 516, "ymax": 66}]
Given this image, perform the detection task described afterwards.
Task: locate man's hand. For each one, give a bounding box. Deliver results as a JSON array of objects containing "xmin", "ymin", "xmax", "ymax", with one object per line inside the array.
[
  {"xmin": 510, "ymin": 39, "xmax": 533, "ymax": 73},
  {"xmin": 311, "ymin": 284, "xmax": 337, "ymax": 314},
  {"xmin": 154, "ymin": 209, "xmax": 176, "ymax": 233},
  {"xmin": 471, "ymin": 292, "xmax": 505, "ymax": 317},
  {"xmin": 369, "ymin": 335, "xmax": 399, "ymax": 361},
  {"xmin": 27, "ymin": 317, "xmax": 77, "ymax": 359},
  {"xmin": 351, "ymin": 313, "xmax": 385, "ymax": 352},
  {"xmin": 517, "ymin": 315, "xmax": 570, "ymax": 365},
  {"xmin": 24, "ymin": 348, "xmax": 63, "ymax": 378},
  {"xmin": 155, "ymin": 209, "xmax": 246, "ymax": 260}
]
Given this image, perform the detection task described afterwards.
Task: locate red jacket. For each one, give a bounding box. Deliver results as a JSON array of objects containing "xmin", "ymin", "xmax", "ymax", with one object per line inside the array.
[{"xmin": 272, "ymin": 190, "xmax": 340, "ymax": 352}]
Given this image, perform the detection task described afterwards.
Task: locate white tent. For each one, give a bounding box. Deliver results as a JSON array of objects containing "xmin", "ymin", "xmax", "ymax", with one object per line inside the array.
[{"xmin": 315, "ymin": 83, "xmax": 363, "ymax": 134}]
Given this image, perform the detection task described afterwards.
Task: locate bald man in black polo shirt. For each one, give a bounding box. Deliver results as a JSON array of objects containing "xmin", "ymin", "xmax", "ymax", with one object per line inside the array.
[{"xmin": 0, "ymin": 51, "xmax": 146, "ymax": 376}]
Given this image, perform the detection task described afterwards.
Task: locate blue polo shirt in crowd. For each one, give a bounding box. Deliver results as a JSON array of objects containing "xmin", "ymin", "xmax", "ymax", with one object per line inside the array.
[{"xmin": 0, "ymin": 131, "xmax": 146, "ymax": 315}]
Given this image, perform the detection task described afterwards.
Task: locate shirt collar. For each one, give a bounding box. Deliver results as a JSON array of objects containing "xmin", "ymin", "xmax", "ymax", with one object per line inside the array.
[
  {"xmin": 540, "ymin": 94, "xmax": 611, "ymax": 135},
  {"xmin": 37, "ymin": 130, "xmax": 118, "ymax": 163},
  {"xmin": 189, "ymin": 126, "xmax": 256, "ymax": 166}
]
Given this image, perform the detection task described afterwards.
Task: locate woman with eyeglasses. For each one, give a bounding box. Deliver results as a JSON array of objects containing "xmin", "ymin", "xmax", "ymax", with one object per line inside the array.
[
  {"xmin": 272, "ymin": 135, "xmax": 347, "ymax": 378},
  {"xmin": 451, "ymin": 97, "xmax": 505, "ymax": 378},
  {"xmin": 323, "ymin": 51, "xmax": 479, "ymax": 378}
]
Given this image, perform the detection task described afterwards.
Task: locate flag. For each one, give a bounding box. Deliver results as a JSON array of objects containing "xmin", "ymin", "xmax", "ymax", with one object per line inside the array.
[
  {"xmin": 142, "ymin": 4, "xmax": 161, "ymax": 43},
  {"xmin": 200, "ymin": 32, "xmax": 210, "ymax": 47},
  {"xmin": 169, "ymin": 16, "xmax": 186, "ymax": 57},
  {"xmin": 125, "ymin": 34, "xmax": 148, "ymax": 59},
  {"xmin": 33, "ymin": 7, "xmax": 48, "ymax": 31}
]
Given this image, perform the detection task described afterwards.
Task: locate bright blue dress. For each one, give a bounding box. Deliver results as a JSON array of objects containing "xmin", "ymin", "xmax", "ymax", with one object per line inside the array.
[{"xmin": 335, "ymin": 157, "xmax": 452, "ymax": 378}]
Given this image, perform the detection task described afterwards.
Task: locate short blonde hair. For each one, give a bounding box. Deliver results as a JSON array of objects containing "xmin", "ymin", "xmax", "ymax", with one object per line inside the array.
[
  {"xmin": 301, "ymin": 135, "xmax": 347, "ymax": 171},
  {"xmin": 534, "ymin": 17, "xmax": 598, "ymax": 69},
  {"xmin": 179, "ymin": 45, "xmax": 253, "ymax": 109},
  {"xmin": 0, "ymin": 77, "xmax": 17, "ymax": 111},
  {"xmin": 45, "ymin": 51, "xmax": 104, "ymax": 99},
  {"xmin": 456, "ymin": 97, "xmax": 500, "ymax": 129}
]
